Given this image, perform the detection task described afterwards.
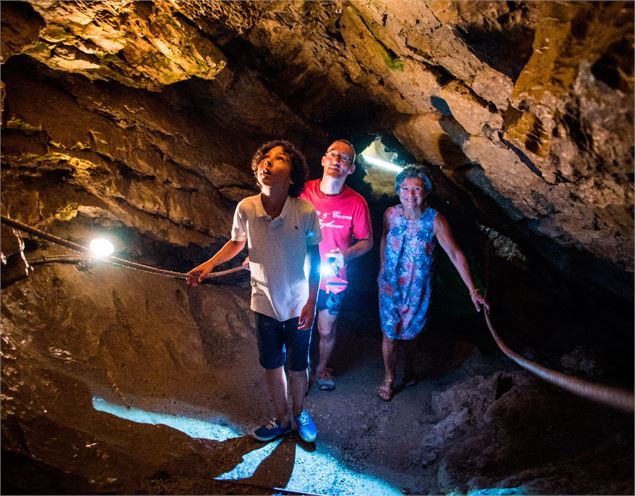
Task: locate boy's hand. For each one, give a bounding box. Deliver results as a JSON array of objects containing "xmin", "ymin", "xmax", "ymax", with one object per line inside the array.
[
  {"xmin": 298, "ymin": 300, "xmax": 316, "ymax": 330},
  {"xmin": 186, "ymin": 262, "xmax": 214, "ymax": 287}
]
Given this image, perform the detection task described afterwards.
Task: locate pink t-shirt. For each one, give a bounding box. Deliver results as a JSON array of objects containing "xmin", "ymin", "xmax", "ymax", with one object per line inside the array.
[{"xmin": 300, "ymin": 179, "xmax": 372, "ymax": 289}]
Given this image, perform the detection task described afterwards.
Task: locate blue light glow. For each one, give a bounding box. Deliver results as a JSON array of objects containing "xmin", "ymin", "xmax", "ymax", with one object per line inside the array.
[
  {"xmin": 93, "ymin": 396, "xmax": 402, "ymax": 495},
  {"xmin": 215, "ymin": 442, "xmax": 401, "ymax": 495},
  {"xmin": 283, "ymin": 444, "xmax": 401, "ymax": 495},
  {"xmin": 92, "ymin": 396, "xmax": 242, "ymax": 442},
  {"xmin": 467, "ymin": 487, "xmax": 527, "ymax": 495}
]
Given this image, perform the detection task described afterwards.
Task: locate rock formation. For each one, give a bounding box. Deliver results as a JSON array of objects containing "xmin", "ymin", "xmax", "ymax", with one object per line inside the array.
[
  {"xmin": 1, "ymin": 1, "xmax": 633, "ymax": 494},
  {"xmin": 2, "ymin": 0, "xmax": 633, "ymax": 291}
]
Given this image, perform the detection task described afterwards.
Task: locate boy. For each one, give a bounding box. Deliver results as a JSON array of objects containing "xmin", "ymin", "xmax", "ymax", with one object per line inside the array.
[{"xmin": 187, "ymin": 140, "xmax": 321, "ymax": 443}]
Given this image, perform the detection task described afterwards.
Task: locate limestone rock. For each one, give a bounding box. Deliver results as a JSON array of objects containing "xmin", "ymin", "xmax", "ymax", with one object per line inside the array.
[
  {"xmin": 1, "ymin": 4, "xmax": 633, "ymax": 494},
  {"xmin": 19, "ymin": 1, "xmax": 227, "ymax": 91},
  {"xmin": 1, "ymin": 0, "xmax": 631, "ymax": 294},
  {"xmin": 1, "ymin": 225, "xmax": 32, "ymax": 287}
]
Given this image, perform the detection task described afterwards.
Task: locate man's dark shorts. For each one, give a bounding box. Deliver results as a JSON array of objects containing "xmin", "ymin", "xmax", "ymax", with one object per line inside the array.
[
  {"xmin": 255, "ymin": 312, "xmax": 312, "ymax": 371},
  {"xmin": 316, "ymin": 289, "xmax": 346, "ymax": 316}
]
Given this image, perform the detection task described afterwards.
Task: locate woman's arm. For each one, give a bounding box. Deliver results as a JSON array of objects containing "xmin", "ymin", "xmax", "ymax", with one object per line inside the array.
[{"xmin": 434, "ymin": 213, "xmax": 489, "ymax": 312}]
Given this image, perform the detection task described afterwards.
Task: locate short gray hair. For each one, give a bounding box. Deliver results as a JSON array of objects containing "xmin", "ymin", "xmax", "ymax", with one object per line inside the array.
[
  {"xmin": 329, "ymin": 139, "xmax": 356, "ymax": 164},
  {"xmin": 395, "ymin": 164, "xmax": 433, "ymax": 194}
]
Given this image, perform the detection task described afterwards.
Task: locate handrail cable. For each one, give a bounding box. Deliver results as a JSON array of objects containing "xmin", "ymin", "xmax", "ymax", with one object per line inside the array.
[
  {"xmin": 479, "ymin": 241, "xmax": 633, "ymax": 414},
  {"xmin": 483, "ymin": 310, "xmax": 633, "ymax": 413},
  {"xmin": 1, "ymin": 214, "xmax": 245, "ymax": 281}
]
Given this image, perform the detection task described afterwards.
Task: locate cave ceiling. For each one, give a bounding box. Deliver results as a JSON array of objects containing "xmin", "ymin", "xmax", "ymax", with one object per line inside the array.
[{"xmin": 1, "ymin": 0, "xmax": 633, "ymax": 296}]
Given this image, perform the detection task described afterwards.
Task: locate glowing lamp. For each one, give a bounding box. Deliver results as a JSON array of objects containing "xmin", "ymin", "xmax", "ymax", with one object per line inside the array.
[
  {"xmin": 89, "ymin": 238, "xmax": 114, "ymax": 257},
  {"xmin": 321, "ymin": 263, "xmax": 336, "ymax": 280}
]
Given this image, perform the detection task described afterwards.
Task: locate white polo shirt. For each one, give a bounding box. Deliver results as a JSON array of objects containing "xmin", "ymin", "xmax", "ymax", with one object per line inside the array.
[{"xmin": 231, "ymin": 194, "xmax": 322, "ymax": 322}]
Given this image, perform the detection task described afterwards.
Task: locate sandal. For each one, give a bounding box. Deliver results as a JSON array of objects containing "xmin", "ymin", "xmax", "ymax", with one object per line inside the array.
[{"xmin": 377, "ymin": 379, "xmax": 394, "ymax": 401}]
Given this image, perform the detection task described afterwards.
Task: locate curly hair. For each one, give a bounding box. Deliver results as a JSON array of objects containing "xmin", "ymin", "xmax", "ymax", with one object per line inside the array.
[
  {"xmin": 395, "ymin": 163, "xmax": 434, "ymax": 194},
  {"xmin": 251, "ymin": 139, "xmax": 309, "ymax": 198}
]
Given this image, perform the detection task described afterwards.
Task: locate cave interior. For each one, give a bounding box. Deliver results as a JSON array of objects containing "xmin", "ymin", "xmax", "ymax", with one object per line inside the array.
[{"xmin": 1, "ymin": 1, "xmax": 633, "ymax": 495}]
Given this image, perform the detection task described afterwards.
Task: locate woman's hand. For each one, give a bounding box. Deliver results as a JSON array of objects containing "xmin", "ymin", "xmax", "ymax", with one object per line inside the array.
[{"xmin": 470, "ymin": 291, "xmax": 490, "ymax": 313}]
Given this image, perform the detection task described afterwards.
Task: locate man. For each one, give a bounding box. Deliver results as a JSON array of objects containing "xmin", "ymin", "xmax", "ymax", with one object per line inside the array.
[
  {"xmin": 300, "ymin": 139, "xmax": 373, "ymax": 391},
  {"xmin": 188, "ymin": 140, "xmax": 321, "ymax": 443}
]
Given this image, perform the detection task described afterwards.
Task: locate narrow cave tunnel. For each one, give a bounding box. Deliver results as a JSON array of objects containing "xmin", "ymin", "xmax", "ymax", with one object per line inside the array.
[{"xmin": 1, "ymin": 2, "xmax": 633, "ymax": 495}]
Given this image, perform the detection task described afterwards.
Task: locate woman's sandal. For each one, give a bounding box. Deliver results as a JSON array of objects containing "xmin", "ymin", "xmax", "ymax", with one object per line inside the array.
[{"xmin": 377, "ymin": 379, "xmax": 394, "ymax": 401}]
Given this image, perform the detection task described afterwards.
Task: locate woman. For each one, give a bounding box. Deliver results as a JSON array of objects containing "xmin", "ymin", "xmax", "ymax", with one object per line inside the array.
[{"xmin": 377, "ymin": 164, "xmax": 490, "ymax": 401}]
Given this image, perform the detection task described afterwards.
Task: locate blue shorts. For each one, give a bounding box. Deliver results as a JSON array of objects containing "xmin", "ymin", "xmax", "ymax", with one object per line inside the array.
[
  {"xmin": 255, "ymin": 313, "xmax": 312, "ymax": 371},
  {"xmin": 316, "ymin": 289, "xmax": 346, "ymax": 316}
]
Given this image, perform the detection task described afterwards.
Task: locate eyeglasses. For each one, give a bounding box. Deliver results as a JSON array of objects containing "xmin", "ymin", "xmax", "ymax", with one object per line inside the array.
[{"xmin": 325, "ymin": 150, "xmax": 353, "ymax": 164}]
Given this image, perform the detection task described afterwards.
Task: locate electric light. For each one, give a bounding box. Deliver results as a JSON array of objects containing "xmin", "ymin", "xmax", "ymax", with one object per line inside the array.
[
  {"xmin": 89, "ymin": 238, "xmax": 114, "ymax": 257},
  {"xmin": 321, "ymin": 262, "xmax": 336, "ymax": 280}
]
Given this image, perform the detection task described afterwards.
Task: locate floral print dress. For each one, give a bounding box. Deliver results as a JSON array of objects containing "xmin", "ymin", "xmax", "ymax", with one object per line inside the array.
[{"xmin": 378, "ymin": 204, "xmax": 438, "ymax": 340}]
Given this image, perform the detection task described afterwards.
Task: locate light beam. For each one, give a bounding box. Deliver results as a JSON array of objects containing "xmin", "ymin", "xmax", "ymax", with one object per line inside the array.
[{"xmin": 361, "ymin": 155, "xmax": 403, "ymax": 174}]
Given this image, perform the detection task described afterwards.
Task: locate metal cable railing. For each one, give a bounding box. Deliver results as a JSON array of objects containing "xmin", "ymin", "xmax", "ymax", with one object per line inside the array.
[
  {"xmin": 483, "ymin": 310, "xmax": 633, "ymax": 413},
  {"xmin": 1, "ymin": 214, "xmax": 245, "ymax": 280}
]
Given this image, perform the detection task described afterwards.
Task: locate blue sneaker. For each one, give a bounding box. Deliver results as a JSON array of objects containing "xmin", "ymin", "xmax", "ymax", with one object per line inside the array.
[
  {"xmin": 253, "ymin": 419, "xmax": 292, "ymax": 442},
  {"xmin": 294, "ymin": 410, "xmax": 317, "ymax": 443}
]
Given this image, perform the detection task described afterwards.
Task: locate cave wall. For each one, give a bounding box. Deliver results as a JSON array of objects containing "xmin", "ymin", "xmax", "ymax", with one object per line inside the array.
[
  {"xmin": 1, "ymin": 2, "xmax": 633, "ymax": 493},
  {"xmin": 1, "ymin": 260, "xmax": 264, "ymax": 494},
  {"xmin": 1, "ymin": 0, "xmax": 633, "ymax": 299}
]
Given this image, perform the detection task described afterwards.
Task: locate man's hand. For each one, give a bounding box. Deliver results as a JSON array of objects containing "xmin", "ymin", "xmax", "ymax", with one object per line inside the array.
[{"xmin": 325, "ymin": 248, "xmax": 344, "ymax": 274}]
